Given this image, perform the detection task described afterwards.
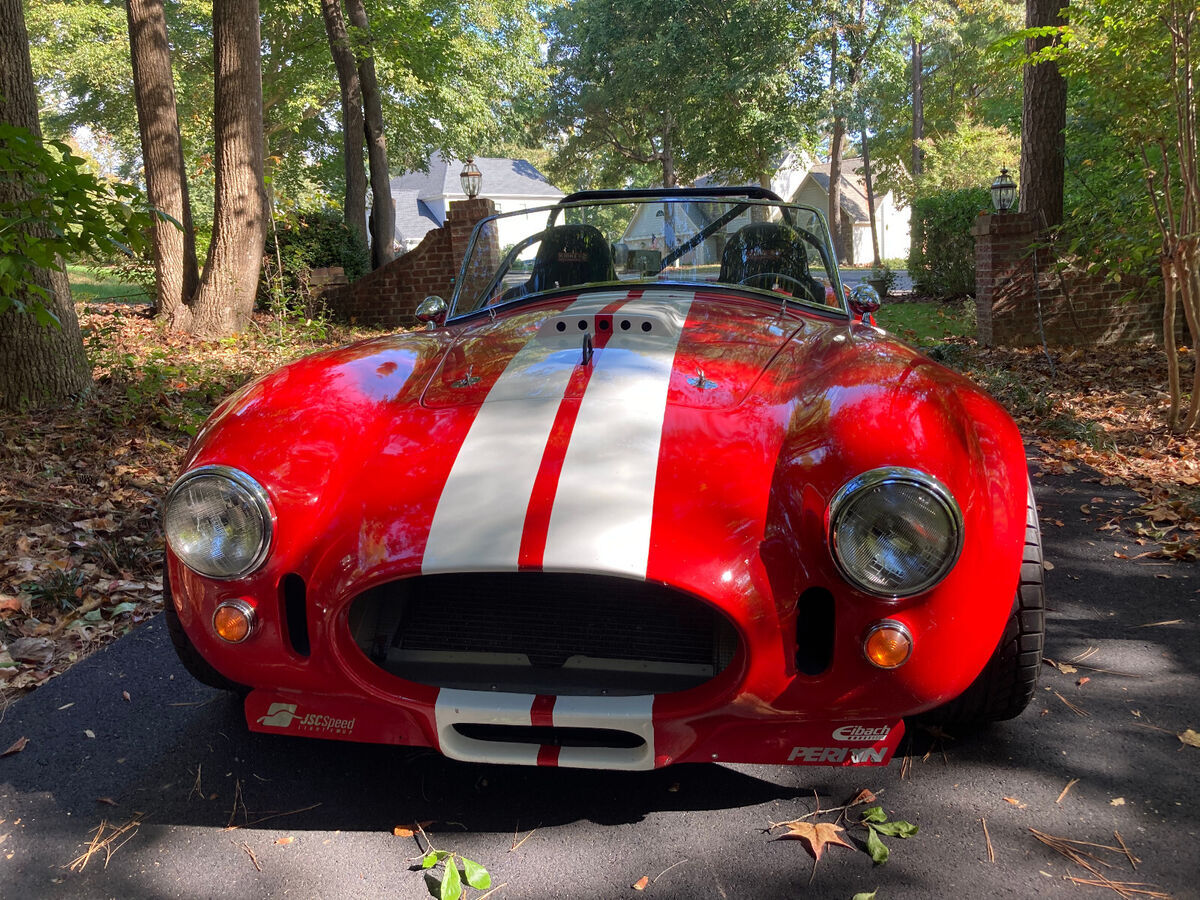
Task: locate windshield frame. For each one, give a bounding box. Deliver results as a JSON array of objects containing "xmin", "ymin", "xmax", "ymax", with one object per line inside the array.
[{"xmin": 447, "ymin": 193, "xmax": 847, "ymax": 322}]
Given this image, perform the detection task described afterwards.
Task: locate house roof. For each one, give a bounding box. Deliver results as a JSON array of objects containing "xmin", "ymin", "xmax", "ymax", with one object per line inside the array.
[
  {"xmin": 390, "ymin": 155, "xmax": 563, "ymax": 247},
  {"xmin": 389, "ymin": 155, "xmax": 563, "ymax": 204},
  {"xmin": 798, "ymin": 157, "xmax": 878, "ymax": 224}
]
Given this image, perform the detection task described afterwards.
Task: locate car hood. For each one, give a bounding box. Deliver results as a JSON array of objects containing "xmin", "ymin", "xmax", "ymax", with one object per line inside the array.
[{"xmin": 423, "ymin": 289, "xmax": 808, "ymax": 412}]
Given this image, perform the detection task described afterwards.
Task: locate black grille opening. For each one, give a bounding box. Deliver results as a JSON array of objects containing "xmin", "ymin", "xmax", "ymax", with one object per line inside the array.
[
  {"xmin": 454, "ymin": 724, "xmax": 645, "ymax": 749},
  {"xmin": 348, "ymin": 572, "xmax": 739, "ymax": 696},
  {"xmin": 282, "ymin": 574, "xmax": 311, "ymax": 657},
  {"xmin": 795, "ymin": 587, "xmax": 834, "ymax": 675}
]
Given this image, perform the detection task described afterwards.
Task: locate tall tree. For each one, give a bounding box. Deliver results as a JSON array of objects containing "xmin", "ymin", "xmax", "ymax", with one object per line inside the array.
[
  {"xmin": 126, "ymin": 0, "xmax": 267, "ymax": 337},
  {"xmin": 345, "ymin": 0, "xmax": 394, "ymax": 267},
  {"xmin": 1019, "ymin": 0, "xmax": 1068, "ymax": 226},
  {"xmin": 911, "ymin": 33, "xmax": 924, "ymax": 178},
  {"xmin": 0, "ymin": 0, "xmax": 90, "ymax": 408},
  {"xmin": 125, "ymin": 0, "xmax": 200, "ymax": 316},
  {"xmin": 319, "ymin": 0, "xmax": 367, "ymax": 244}
]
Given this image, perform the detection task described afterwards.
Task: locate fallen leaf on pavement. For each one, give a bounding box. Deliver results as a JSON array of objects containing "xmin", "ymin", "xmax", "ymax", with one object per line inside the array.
[
  {"xmin": 275, "ymin": 836, "xmax": 294, "ymax": 845},
  {"xmin": 1003, "ymin": 797, "xmax": 1027, "ymax": 808},
  {"xmin": 1179, "ymin": 729, "xmax": 1200, "ymax": 749},
  {"xmin": 1, "ymin": 737, "xmax": 28, "ymax": 757},
  {"xmin": 633, "ymin": 875, "xmax": 649, "ymax": 890},
  {"xmin": 1111, "ymin": 797, "xmax": 1126, "ymax": 806},
  {"xmin": 776, "ymin": 821, "xmax": 855, "ymax": 861},
  {"xmin": 97, "ymin": 798, "xmax": 117, "ymax": 807}
]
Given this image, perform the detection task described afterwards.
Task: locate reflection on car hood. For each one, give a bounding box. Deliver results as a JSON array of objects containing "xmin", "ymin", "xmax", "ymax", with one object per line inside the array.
[{"xmin": 423, "ymin": 289, "xmax": 809, "ymax": 412}]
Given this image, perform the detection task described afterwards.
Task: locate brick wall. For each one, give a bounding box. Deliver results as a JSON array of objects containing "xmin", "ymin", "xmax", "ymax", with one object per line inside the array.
[
  {"xmin": 972, "ymin": 212, "xmax": 1163, "ymax": 347},
  {"xmin": 325, "ymin": 198, "xmax": 496, "ymax": 328}
]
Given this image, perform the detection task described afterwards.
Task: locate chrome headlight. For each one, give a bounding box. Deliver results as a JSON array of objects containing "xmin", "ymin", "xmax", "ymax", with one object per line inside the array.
[
  {"xmin": 164, "ymin": 466, "xmax": 273, "ymax": 579},
  {"xmin": 828, "ymin": 467, "xmax": 963, "ymax": 598}
]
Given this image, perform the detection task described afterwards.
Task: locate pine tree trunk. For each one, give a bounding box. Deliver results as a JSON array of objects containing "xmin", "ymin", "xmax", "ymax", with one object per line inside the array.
[
  {"xmin": 125, "ymin": 0, "xmax": 199, "ymax": 320},
  {"xmin": 861, "ymin": 127, "xmax": 880, "ymax": 267},
  {"xmin": 320, "ymin": 0, "xmax": 367, "ymax": 245},
  {"xmin": 828, "ymin": 118, "xmax": 846, "ymax": 264},
  {"xmin": 187, "ymin": 0, "xmax": 268, "ymax": 338},
  {"xmin": 911, "ymin": 35, "xmax": 924, "ymax": 179},
  {"xmin": 345, "ymin": 0, "xmax": 394, "ymax": 268},
  {"xmin": 0, "ymin": 0, "xmax": 91, "ymax": 409},
  {"xmin": 1019, "ymin": 0, "xmax": 1068, "ymax": 227}
]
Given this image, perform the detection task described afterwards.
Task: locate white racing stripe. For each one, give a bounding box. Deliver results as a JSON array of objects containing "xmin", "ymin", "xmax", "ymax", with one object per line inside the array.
[
  {"xmin": 542, "ymin": 290, "xmax": 695, "ymax": 577},
  {"xmin": 421, "ymin": 292, "xmax": 631, "ymax": 573}
]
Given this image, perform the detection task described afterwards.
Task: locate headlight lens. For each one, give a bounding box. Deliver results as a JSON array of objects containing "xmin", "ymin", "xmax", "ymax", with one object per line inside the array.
[
  {"xmin": 164, "ymin": 466, "xmax": 272, "ymax": 579},
  {"xmin": 828, "ymin": 467, "xmax": 963, "ymax": 598}
]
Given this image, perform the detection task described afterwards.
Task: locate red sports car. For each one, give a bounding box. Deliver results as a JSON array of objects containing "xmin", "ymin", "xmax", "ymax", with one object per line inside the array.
[{"xmin": 163, "ymin": 187, "xmax": 1044, "ymax": 770}]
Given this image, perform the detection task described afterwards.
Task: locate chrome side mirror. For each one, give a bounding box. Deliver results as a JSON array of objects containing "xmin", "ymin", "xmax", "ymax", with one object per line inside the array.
[
  {"xmin": 416, "ymin": 295, "xmax": 448, "ymax": 329},
  {"xmin": 849, "ymin": 284, "xmax": 881, "ymax": 319}
]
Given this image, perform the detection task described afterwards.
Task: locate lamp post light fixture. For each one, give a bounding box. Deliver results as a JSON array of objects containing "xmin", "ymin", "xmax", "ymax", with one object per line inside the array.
[
  {"xmin": 459, "ymin": 157, "xmax": 482, "ymax": 199},
  {"xmin": 990, "ymin": 166, "xmax": 1017, "ymax": 214}
]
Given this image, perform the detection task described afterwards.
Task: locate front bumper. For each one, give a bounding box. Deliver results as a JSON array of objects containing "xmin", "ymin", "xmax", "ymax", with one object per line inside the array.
[{"xmin": 244, "ymin": 687, "xmax": 905, "ymax": 769}]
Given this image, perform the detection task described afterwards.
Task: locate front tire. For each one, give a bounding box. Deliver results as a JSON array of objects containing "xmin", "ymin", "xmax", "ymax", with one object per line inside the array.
[{"xmin": 920, "ymin": 482, "xmax": 1045, "ymax": 723}]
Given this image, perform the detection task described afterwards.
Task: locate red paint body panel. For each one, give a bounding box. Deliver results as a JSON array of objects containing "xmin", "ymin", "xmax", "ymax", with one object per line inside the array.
[{"xmin": 168, "ymin": 284, "xmax": 1028, "ymax": 770}]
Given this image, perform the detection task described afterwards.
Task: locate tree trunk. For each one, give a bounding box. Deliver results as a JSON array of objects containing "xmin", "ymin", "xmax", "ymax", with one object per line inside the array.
[
  {"xmin": 319, "ymin": 0, "xmax": 367, "ymax": 245},
  {"xmin": 911, "ymin": 35, "xmax": 924, "ymax": 179},
  {"xmin": 661, "ymin": 118, "xmax": 677, "ymax": 188},
  {"xmin": 828, "ymin": 118, "xmax": 846, "ymax": 264},
  {"xmin": 861, "ymin": 126, "xmax": 880, "ymax": 267},
  {"xmin": 0, "ymin": 0, "xmax": 91, "ymax": 409},
  {"xmin": 187, "ymin": 0, "xmax": 268, "ymax": 337},
  {"xmin": 345, "ymin": 0, "xmax": 394, "ymax": 268},
  {"xmin": 827, "ymin": 34, "xmax": 846, "ymax": 263},
  {"xmin": 1019, "ymin": 0, "xmax": 1068, "ymax": 227},
  {"xmin": 125, "ymin": 0, "xmax": 199, "ymax": 318}
]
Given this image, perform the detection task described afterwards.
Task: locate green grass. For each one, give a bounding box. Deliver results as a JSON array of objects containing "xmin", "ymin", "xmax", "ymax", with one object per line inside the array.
[
  {"xmin": 67, "ymin": 264, "xmax": 152, "ymax": 304},
  {"xmin": 875, "ymin": 299, "xmax": 975, "ymax": 346}
]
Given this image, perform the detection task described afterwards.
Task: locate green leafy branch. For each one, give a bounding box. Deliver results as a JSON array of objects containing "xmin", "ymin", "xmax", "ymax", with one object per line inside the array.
[{"xmin": 415, "ymin": 827, "xmax": 492, "ymax": 900}]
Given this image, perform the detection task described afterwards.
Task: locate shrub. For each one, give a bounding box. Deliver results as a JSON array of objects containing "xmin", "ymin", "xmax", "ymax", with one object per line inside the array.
[
  {"xmin": 907, "ymin": 188, "xmax": 990, "ymax": 298},
  {"xmin": 261, "ymin": 208, "xmax": 370, "ymax": 313}
]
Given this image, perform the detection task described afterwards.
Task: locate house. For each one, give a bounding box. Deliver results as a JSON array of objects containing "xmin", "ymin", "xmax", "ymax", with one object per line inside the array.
[
  {"xmin": 389, "ymin": 155, "xmax": 564, "ymax": 253},
  {"xmin": 788, "ymin": 158, "xmax": 910, "ymax": 265}
]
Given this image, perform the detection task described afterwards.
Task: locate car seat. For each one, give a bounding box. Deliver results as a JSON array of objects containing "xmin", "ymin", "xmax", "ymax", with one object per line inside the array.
[
  {"xmin": 718, "ymin": 221, "xmax": 824, "ymax": 305},
  {"xmin": 501, "ymin": 224, "xmax": 616, "ymax": 301}
]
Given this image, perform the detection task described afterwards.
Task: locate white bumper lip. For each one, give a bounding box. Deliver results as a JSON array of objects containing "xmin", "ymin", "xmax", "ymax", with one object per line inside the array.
[{"xmin": 434, "ymin": 689, "xmax": 656, "ymax": 770}]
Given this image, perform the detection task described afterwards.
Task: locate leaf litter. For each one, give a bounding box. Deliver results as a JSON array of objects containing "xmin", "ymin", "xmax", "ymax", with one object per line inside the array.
[{"xmin": 0, "ymin": 302, "xmax": 384, "ymax": 698}]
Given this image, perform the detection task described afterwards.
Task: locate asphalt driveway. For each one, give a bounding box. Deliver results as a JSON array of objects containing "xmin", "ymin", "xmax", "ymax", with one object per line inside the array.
[{"xmin": 1, "ymin": 458, "xmax": 1197, "ymax": 899}]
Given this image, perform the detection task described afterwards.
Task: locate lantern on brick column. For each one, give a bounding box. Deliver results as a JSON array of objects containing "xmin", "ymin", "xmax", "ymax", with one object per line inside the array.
[
  {"xmin": 459, "ymin": 157, "xmax": 482, "ymax": 199},
  {"xmin": 990, "ymin": 167, "xmax": 1016, "ymax": 213}
]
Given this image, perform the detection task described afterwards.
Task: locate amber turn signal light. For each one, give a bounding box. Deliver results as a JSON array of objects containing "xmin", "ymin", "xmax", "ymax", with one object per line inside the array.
[
  {"xmin": 213, "ymin": 599, "xmax": 256, "ymax": 643},
  {"xmin": 863, "ymin": 621, "xmax": 912, "ymax": 669}
]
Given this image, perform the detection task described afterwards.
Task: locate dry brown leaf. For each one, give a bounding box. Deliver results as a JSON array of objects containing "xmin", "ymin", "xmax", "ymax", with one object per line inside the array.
[
  {"xmin": 0, "ymin": 736, "xmax": 28, "ymax": 757},
  {"xmin": 850, "ymin": 788, "xmax": 877, "ymax": 806},
  {"xmin": 1179, "ymin": 729, "xmax": 1200, "ymax": 749},
  {"xmin": 633, "ymin": 875, "xmax": 649, "ymax": 891},
  {"xmin": 275, "ymin": 836, "xmax": 294, "ymax": 845},
  {"xmin": 121, "ymin": 691, "xmax": 130, "ymax": 702},
  {"xmin": 776, "ymin": 821, "xmax": 855, "ymax": 861},
  {"xmin": 392, "ymin": 820, "xmax": 433, "ymax": 837},
  {"xmin": 1003, "ymin": 797, "xmax": 1027, "ymax": 809}
]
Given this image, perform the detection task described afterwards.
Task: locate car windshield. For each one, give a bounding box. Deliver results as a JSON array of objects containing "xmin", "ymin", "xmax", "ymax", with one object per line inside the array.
[{"xmin": 449, "ymin": 196, "xmax": 846, "ymax": 318}]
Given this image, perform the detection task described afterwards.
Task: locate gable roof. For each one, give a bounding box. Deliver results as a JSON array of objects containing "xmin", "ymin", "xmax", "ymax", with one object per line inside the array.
[
  {"xmin": 798, "ymin": 157, "xmax": 877, "ymax": 223},
  {"xmin": 389, "ymin": 155, "xmax": 563, "ymax": 203},
  {"xmin": 390, "ymin": 155, "xmax": 564, "ymax": 248}
]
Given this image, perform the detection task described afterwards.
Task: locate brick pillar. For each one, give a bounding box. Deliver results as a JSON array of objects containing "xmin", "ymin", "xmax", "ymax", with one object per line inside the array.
[
  {"xmin": 971, "ymin": 211, "xmax": 1040, "ymax": 346},
  {"xmin": 447, "ymin": 198, "xmax": 499, "ymax": 305}
]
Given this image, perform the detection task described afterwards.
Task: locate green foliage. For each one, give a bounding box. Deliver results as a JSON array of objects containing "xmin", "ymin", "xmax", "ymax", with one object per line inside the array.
[
  {"xmin": 0, "ymin": 123, "xmax": 155, "ymax": 325},
  {"xmin": 420, "ymin": 848, "xmax": 491, "ymax": 900},
  {"xmin": 858, "ymin": 806, "xmax": 919, "ymax": 865},
  {"xmin": 261, "ymin": 207, "xmax": 369, "ymax": 315},
  {"xmin": 913, "ymin": 117, "xmax": 1019, "ymax": 199},
  {"xmin": 541, "ymin": 0, "xmax": 818, "ymax": 189},
  {"xmin": 907, "ymin": 188, "xmax": 990, "ymax": 298}
]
